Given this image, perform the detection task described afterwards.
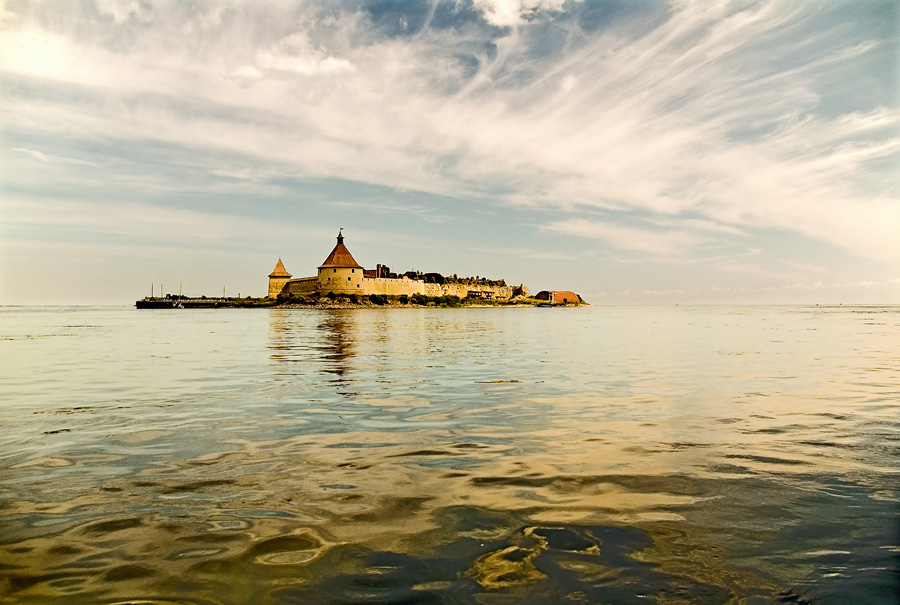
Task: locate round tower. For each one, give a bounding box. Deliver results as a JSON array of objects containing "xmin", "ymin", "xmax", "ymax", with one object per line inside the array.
[{"xmin": 317, "ymin": 228, "xmax": 364, "ymax": 295}]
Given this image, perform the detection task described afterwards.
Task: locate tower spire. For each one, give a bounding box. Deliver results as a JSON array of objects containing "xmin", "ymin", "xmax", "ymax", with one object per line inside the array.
[{"xmin": 319, "ymin": 228, "xmax": 361, "ymax": 269}]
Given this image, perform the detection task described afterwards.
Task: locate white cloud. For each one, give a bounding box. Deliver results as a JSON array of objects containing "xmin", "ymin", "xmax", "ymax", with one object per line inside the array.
[
  {"xmin": 473, "ymin": 0, "xmax": 570, "ymax": 27},
  {"xmin": 254, "ymin": 31, "xmax": 356, "ymax": 76},
  {"xmin": 12, "ymin": 147, "xmax": 97, "ymax": 166},
  {"xmin": 256, "ymin": 51, "xmax": 354, "ymax": 75},
  {"xmin": 0, "ymin": 0, "xmax": 897, "ymax": 271}
]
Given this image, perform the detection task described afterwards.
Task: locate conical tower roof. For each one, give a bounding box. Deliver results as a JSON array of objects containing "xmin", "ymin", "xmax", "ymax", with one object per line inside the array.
[
  {"xmin": 319, "ymin": 228, "xmax": 363, "ymax": 269},
  {"xmin": 269, "ymin": 258, "xmax": 292, "ymax": 278}
]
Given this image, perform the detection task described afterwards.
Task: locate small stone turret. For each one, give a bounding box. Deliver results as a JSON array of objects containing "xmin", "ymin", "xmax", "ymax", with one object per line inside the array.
[{"xmin": 268, "ymin": 258, "xmax": 292, "ymax": 298}]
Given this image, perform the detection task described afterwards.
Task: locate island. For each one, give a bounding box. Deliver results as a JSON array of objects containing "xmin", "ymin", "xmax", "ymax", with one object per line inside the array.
[{"xmin": 136, "ymin": 229, "xmax": 585, "ymax": 308}]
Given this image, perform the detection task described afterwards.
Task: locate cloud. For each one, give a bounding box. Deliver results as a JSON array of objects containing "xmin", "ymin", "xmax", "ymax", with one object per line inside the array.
[
  {"xmin": 253, "ymin": 31, "xmax": 356, "ymax": 76},
  {"xmin": 329, "ymin": 200, "xmax": 451, "ymax": 223},
  {"xmin": 11, "ymin": 147, "xmax": 97, "ymax": 165},
  {"xmin": 96, "ymin": 0, "xmax": 153, "ymax": 24},
  {"xmin": 545, "ymin": 218, "xmax": 706, "ymax": 258},
  {"xmin": 0, "ymin": 196, "xmax": 312, "ymax": 244},
  {"xmin": 473, "ymin": 0, "xmax": 570, "ymax": 27},
  {"xmin": 587, "ymin": 277, "xmax": 900, "ymax": 304},
  {"xmin": 1, "ymin": 0, "xmax": 897, "ymax": 268}
]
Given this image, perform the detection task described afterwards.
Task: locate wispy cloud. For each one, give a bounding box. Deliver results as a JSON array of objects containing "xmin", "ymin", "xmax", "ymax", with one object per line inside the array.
[
  {"xmin": 329, "ymin": 200, "xmax": 451, "ymax": 224},
  {"xmin": 545, "ymin": 218, "xmax": 707, "ymax": 258},
  {"xmin": 11, "ymin": 147, "xmax": 96, "ymax": 166},
  {"xmin": 3, "ymin": 3, "xmax": 895, "ymax": 256},
  {"xmin": 0, "ymin": 0, "xmax": 897, "ymax": 303},
  {"xmin": 588, "ymin": 277, "xmax": 900, "ymax": 304},
  {"xmin": 0, "ymin": 196, "xmax": 325, "ymax": 244}
]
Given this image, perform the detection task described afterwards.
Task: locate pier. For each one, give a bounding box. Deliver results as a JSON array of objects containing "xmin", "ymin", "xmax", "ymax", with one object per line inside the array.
[{"xmin": 135, "ymin": 297, "xmax": 232, "ymax": 309}]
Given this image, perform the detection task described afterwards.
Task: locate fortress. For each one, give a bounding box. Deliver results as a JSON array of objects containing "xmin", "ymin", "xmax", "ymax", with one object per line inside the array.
[{"xmin": 268, "ymin": 229, "xmax": 527, "ymax": 300}]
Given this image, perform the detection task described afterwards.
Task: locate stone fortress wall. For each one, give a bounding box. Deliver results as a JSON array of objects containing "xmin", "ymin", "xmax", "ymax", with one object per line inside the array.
[
  {"xmin": 423, "ymin": 283, "xmax": 528, "ymax": 299},
  {"xmin": 284, "ymin": 277, "xmax": 317, "ymax": 296},
  {"xmin": 365, "ymin": 277, "xmax": 427, "ymax": 297},
  {"xmin": 271, "ymin": 230, "xmax": 529, "ymax": 301},
  {"xmin": 283, "ymin": 277, "xmax": 524, "ymax": 299}
]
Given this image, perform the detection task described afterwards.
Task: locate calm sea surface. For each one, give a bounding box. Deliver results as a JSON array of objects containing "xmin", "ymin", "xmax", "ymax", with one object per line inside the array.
[{"xmin": 0, "ymin": 305, "xmax": 897, "ymax": 604}]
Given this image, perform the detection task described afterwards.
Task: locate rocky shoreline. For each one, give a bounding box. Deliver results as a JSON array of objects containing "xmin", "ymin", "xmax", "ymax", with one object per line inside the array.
[
  {"xmin": 138, "ymin": 296, "xmax": 589, "ymax": 310},
  {"xmin": 275, "ymin": 297, "xmax": 554, "ymax": 310}
]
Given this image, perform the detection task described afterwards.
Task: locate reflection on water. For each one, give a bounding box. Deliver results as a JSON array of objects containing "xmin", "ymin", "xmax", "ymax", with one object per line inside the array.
[
  {"xmin": 269, "ymin": 309, "xmax": 359, "ymax": 378},
  {"xmin": 0, "ymin": 306, "xmax": 898, "ymax": 604}
]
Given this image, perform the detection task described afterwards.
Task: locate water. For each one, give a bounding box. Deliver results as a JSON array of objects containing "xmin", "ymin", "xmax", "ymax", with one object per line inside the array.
[{"xmin": 0, "ymin": 305, "xmax": 897, "ymax": 604}]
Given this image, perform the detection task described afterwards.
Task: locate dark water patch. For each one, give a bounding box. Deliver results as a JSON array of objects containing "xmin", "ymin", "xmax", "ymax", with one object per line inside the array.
[
  {"xmin": 81, "ymin": 517, "xmax": 143, "ymax": 534},
  {"xmin": 34, "ymin": 406, "xmax": 102, "ymax": 416},
  {"xmin": 705, "ymin": 463, "xmax": 755, "ymax": 475},
  {"xmin": 796, "ymin": 439, "xmax": 846, "ymax": 449},
  {"xmin": 530, "ymin": 527, "xmax": 596, "ymax": 552},
  {"xmin": 668, "ymin": 442, "xmax": 714, "ymax": 450},
  {"xmin": 389, "ymin": 449, "xmax": 464, "ymax": 457},
  {"xmin": 783, "ymin": 546, "xmax": 900, "ymax": 604},
  {"xmin": 471, "ymin": 475, "xmax": 554, "ymax": 488},
  {"xmin": 336, "ymin": 462, "xmax": 372, "ymax": 469},
  {"xmin": 268, "ymin": 522, "xmax": 755, "ymax": 604},
  {"xmin": 48, "ymin": 544, "xmax": 83, "ymax": 555},
  {"xmin": 156, "ymin": 480, "xmax": 236, "ymax": 494},
  {"xmin": 42, "ymin": 428, "xmax": 72, "ymax": 435},
  {"xmin": 271, "ymin": 548, "xmax": 462, "ymax": 604},
  {"xmin": 349, "ymin": 497, "xmax": 432, "ymax": 523},
  {"xmin": 724, "ymin": 454, "xmax": 812, "ymax": 466},
  {"xmin": 471, "ymin": 473, "xmax": 715, "ymax": 497},
  {"xmin": 176, "ymin": 533, "xmax": 246, "ymax": 545},
  {"xmin": 104, "ymin": 564, "xmax": 157, "ymax": 582},
  {"xmin": 105, "ymin": 599, "xmax": 223, "ymax": 605},
  {"xmin": 61, "ymin": 553, "xmax": 120, "ymax": 571},
  {"xmin": 816, "ymin": 412, "xmax": 851, "ymax": 420},
  {"xmin": 326, "ymin": 442, "xmax": 396, "ymax": 449},
  {"xmin": 1, "ymin": 571, "xmax": 88, "ymax": 596},
  {"xmin": 622, "ymin": 445, "xmax": 665, "ymax": 455},
  {"xmin": 741, "ymin": 425, "xmax": 810, "ymax": 435}
]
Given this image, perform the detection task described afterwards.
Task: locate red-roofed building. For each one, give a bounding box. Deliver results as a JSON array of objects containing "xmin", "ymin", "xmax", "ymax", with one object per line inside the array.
[
  {"xmin": 534, "ymin": 291, "xmax": 580, "ymax": 305},
  {"xmin": 268, "ymin": 229, "xmax": 425, "ymax": 298},
  {"xmin": 316, "ymin": 228, "xmax": 366, "ymax": 295},
  {"xmin": 267, "ymin": 230, "xmax": 527, "ymax": 301},
  {"xmin": 318, "ymin": 229, "xmax": 363, "ymax": 270}
]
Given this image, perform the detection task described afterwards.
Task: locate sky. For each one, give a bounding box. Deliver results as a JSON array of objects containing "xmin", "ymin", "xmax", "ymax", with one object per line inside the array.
[{"xmin": 1, "ymin": 0, "xmax": 898, "ymax": 305}]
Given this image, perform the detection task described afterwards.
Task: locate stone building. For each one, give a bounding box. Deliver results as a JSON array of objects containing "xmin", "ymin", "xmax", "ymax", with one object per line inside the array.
[{"xmin": 269, "ymin": 229, "xmax": 522, "ymax": 299}]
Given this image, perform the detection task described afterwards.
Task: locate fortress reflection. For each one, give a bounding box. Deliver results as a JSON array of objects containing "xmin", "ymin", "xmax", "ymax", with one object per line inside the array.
[
  {"xmin": 268, "ymin": 309, "xmax": 359, "ymax": 378},
  {"xmin": 316, "ymin": 312, "xmax": 357, "ymax": 377}
]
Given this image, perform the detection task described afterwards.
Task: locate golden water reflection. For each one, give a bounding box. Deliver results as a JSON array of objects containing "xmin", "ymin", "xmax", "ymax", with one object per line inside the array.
[{"xmin": 1, "ymin": 306, "xmax": 898, "ymax": 603}]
